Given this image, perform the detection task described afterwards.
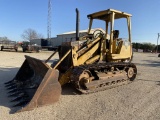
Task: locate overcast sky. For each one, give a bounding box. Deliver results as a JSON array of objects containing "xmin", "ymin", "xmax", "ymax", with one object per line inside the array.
[{"xmin": 0, "ymin": 0, "xmax": 160, "ymax": 44}]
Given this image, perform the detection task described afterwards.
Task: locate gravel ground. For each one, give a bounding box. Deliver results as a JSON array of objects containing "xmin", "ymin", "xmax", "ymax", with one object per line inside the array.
[{"xmin": 0, "ymin": 50, "xmax": 160, "ymax": 120}]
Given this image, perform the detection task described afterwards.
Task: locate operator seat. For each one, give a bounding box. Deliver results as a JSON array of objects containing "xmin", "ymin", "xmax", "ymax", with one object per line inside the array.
[{"xmin": 113, "ymin": 30, "xmax": 119, "ymax": 39}]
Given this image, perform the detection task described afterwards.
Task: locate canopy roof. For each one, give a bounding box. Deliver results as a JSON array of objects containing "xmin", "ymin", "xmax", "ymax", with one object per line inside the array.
[{"xmin": 87, "ymin": 9, "xmax": 132, "ymax": 21}]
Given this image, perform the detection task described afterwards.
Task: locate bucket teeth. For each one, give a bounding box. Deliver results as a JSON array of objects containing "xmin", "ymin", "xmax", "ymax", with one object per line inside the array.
[
  {"xmin": 5, "ymin": 80, "xmax": 14, "ymax": 85},
  {"xmin": 7, "ymin": 85, "xmax": 17, "ymax": 90},
  {"xmin": 5, "ymin": 80, "xmax": 29, "ymax": 108},
  {"xmin": 5, "ymin": 83, "xmax": 15, "ymax": 87},
  {"xmin": 11, "ymin": 94, "xmax": 28, "ymax": 102},
  {"xmin": 8, "ymin": 88, "xmax": 19, "ymax": 94},
  {"xmin": 5, "ymin": 80, "xmax": 18, "ymax": 86},
  {"xmin": 8, "ymin": 91, "xmax": 23, "ymax": 97},
  {"xmin": 11, "ymin": 96, "xmax": 24, "ymax": 102},
  {"xmin": 13, "ymin": 100, "xmax": 29, "ymax": 107}
]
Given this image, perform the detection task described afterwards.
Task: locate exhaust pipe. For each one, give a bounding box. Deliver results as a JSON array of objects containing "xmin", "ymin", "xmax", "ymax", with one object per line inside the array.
[{"xmin": 76, "ymin": 8, "xmax": 80, "ymax": 41}]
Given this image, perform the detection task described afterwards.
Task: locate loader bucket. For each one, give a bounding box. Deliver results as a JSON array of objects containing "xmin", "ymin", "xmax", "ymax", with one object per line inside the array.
[{"xmin": 5, "ymin": 55, "xmax": 61, "ymax": 113}]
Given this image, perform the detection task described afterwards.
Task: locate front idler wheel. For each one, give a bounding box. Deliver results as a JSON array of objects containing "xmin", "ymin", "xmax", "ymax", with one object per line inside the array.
[{"xmin": 125, "ymin": 64, "xmax": 137, "ymax": 81}]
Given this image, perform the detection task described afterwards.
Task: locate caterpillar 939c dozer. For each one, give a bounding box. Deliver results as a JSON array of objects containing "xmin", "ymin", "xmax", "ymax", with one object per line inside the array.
[{"xmin": 5, "ymin": 8, "xmax": 137, "ymax": 113}]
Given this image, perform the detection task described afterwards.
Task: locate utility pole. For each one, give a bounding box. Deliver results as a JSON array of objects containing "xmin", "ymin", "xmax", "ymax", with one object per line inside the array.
[
  {"xmin": 47, "ymin": 0, "xmax": 52, "ymax": 45},
  {"xmin": 157, "ymin": 33, "xmax": 160, "ymax": 53}
]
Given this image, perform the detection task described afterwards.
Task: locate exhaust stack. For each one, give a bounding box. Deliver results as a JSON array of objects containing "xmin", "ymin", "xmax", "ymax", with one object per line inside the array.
[{"xmin": 76, "ymin": 8, "xmax": 80, "ymax": 41}]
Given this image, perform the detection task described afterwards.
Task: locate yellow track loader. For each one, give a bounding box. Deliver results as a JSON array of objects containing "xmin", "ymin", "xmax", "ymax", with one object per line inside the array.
[{"xmin": 5, "ymin": 8, "xmax": 137, "ymax": 113}]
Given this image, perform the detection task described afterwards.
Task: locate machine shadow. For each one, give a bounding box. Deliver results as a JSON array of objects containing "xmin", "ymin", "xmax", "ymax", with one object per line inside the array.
[
  {"xmin": 0, "ymin": 67, "xmax": 21, "ymax": 113},
  {"xmin": 137, "ymin": 79, "xmax": 160, "ymax": 86},
  {"xmin": 0, "ymin": 50, "xmax": 38, "ymax": 53},
  {"xmin": 135, "ymin": 60, "xmax": 160, "ymax": 67},
  {"xmin": 0, "ymin": 66, "xmax": 80, "ymax": 114},
  {"xmin": 145, "ymin": 60, "xmax": 160, "ymax": 67},
  {"xmin": 61, "ymin": 83, "xmax": 81, "ymax": 95}
]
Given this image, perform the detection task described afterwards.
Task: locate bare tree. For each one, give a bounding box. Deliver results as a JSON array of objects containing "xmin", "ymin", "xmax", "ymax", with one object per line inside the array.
[{"xmin": 21, "ymin": 28, "xmax": 44, "ymax": 41}]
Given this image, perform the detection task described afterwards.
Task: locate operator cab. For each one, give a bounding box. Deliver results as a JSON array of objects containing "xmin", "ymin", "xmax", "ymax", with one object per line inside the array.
[{"xmin": 87, "ymin": 9, "xmax": 132, "ymax": 61}]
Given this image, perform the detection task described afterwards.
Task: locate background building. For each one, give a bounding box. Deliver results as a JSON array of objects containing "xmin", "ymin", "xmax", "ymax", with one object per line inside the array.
[{"xmin": 30, "ymin": 28, "xmax": 108, "ymax": 49}]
